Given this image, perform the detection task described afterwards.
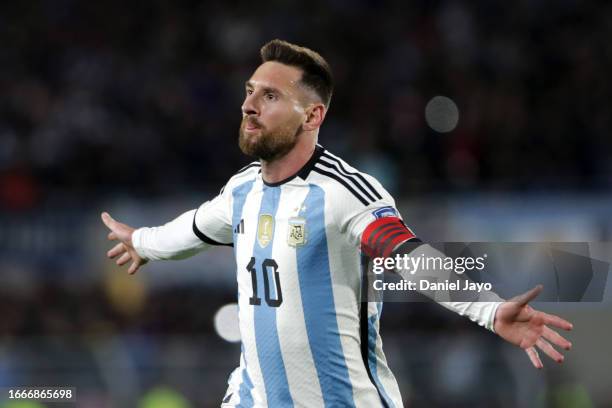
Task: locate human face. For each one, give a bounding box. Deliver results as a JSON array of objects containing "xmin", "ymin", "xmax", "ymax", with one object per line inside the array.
[{"xmin": 239, "ymin": 61, "xmax": 307, "ymax": 161}]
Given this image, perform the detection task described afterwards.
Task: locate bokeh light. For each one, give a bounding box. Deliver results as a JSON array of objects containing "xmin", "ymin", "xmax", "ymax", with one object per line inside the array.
[
  {"xmin": 425, "ymin": 96, "xmax": 460, "ymax": 133},
  {"xmin": 214, "ymin": 303, "xmax": 240, "ymax": 343}
]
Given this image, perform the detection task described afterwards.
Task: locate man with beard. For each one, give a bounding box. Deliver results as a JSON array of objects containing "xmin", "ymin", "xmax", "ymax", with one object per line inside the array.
[{"xmin": 101, "ymin": 39, "xmax": 573, "ymax": 407}]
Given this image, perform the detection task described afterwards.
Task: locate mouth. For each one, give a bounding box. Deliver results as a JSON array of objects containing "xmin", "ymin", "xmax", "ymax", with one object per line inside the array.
[
  {"xmin": 245, "ymin": 123, "xmax": 260, "ymax": 131},
  {"xmin": 243, "ymin": 120, "xmax": 262, "ymax": 134}
]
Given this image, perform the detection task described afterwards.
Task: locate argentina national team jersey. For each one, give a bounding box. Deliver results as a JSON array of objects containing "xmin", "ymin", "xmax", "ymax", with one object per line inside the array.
[{"xmin": 193, "ymin": 145, "xmax": 405, "ymax": 408}]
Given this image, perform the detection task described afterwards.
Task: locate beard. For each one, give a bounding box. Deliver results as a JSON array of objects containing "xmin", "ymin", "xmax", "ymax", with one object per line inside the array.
[{"xmin": 239, "ymin": 117, "xmax": 302, "ymax": 161}]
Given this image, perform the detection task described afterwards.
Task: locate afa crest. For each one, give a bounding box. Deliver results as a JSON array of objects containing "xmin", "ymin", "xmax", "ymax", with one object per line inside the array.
[{"xmin": 287, "ymin": 217, "xmax": 307, "ymax": 247}]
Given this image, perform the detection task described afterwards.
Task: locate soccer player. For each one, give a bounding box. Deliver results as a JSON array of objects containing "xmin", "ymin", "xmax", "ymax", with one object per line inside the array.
[{"xmin": 101, "ymin": 39, "xmax": 573, "ymax": 407}]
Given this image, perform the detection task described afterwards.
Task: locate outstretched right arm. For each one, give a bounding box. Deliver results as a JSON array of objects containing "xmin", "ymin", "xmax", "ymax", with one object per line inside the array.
[
  {"xmin": 102, "ymin": 209, "xmax": 211, "ymax": 274},
  {"xmin": 102, "ymin": 190, "xmax": 234, "ymax": 273},
  {"xmin": 101, "ymin": 165, "xmax": 258, "ymax": 273}
]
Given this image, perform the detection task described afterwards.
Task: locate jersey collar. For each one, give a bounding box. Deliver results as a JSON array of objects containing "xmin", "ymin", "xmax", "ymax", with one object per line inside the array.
[{"xmin": 261, "ymin": 144, "xmax": 325, "ymax": 187}]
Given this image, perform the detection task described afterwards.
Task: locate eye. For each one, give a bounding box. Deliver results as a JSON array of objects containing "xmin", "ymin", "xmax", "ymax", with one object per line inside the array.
[
  {"xmin": 246, "ymin": 89, "xmax": 253, "ymax": 95},
  {"xmin": 265, "ymin": 92, "xmax": 277, "ymax": 101}
]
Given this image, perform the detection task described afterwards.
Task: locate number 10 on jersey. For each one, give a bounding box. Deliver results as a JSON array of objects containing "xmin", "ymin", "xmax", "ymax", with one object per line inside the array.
[{"xmin": 246, "ymin": 257, "xmax": 283, "ymax": 307}]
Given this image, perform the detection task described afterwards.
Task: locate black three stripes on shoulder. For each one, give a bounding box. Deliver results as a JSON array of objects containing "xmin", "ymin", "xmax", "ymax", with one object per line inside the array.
[
  {"xmin": 321, "ymin": 153, "xmax": 382, "ymax": 200},
  {"xmin": 313, "ymin": 153, "xmax": 383, "ymax": 206},
  {"xmin": 313, "ymin": 166, "xmax": 369, "ymax": 205}
]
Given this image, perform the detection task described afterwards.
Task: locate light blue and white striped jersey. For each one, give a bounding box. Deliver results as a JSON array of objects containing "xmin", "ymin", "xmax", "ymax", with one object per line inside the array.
[{"xmin": 194, "ymin": 145, "xmax": 404, "ymax": 407}]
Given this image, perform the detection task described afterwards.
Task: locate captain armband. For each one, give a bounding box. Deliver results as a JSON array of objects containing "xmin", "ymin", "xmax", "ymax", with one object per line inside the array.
[{"xmin": 360, "ymin": 217, "xmax": 420, "ymax": 258}]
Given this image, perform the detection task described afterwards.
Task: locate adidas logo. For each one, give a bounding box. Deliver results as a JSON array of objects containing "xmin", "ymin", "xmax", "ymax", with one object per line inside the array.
[{"xmin": 234, "ymin": 219, "xmax": 245, "ymax": 234}]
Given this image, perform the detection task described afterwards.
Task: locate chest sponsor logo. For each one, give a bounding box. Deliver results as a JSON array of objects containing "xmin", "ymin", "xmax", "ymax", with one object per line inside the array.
[
  {"xmin": 287, "ymin": 217, "xmax": 307, "ymax": 247},
  {"xmin": 257, "ymin": 214, "xmax": 274, "ymax": 248}
]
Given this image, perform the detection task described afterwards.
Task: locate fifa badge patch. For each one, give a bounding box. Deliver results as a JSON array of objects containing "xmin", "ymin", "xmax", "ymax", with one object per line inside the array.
[
  {"xmin": 372, "ymin": 206, "xmax": 398, "ymax": 219},
  {"xmin": 257, "ymin": 214, "xmax": 274, "ymax": 248},
  {"xmin": 287, "ymin": 217, "xmax": 307, "ymax": 247}
]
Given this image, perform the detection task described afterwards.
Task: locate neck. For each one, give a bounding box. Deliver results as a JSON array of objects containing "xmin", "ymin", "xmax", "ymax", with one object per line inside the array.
[{"xmin": 260, "ymin": 133, "xmax": 317, "ymax": 184}]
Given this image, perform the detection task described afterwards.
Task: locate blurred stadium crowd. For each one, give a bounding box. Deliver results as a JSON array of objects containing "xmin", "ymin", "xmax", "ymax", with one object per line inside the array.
[
  {"xmin": 1, "ymin": 0, "xmax": 611, "ymax": 407},
  {"xmin": 2, "ymin": 0, "xmax": 612, "ymax": 211}
]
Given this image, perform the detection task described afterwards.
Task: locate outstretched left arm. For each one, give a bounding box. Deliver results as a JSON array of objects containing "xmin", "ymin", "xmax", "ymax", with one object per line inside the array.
[{"xmin": 360, "ymin": 216, "xmax": 574, "ymax": 369}]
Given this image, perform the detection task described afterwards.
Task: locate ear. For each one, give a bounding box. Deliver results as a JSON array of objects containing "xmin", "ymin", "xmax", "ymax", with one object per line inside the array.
[{"xmin": 302, "ymin": 103, "xmax": 326, "ymax": 132}]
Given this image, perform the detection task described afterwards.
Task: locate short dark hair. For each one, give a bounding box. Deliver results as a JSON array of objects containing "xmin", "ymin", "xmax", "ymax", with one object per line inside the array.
[{"xmin": 260, "ymin": 39, "xmax": 333, "ymax": 108}]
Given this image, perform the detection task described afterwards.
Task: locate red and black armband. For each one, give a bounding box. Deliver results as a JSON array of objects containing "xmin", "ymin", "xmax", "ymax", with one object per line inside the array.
[{"xmin": 361, "ymin": 217, "xmax": 420, "ymax": 258}]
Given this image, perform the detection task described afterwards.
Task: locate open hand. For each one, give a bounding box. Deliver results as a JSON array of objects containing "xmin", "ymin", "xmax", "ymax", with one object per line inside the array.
[
  {"xmin": 494, "ymin": 285, "xmax": 573, "ymax": 369},
  {"xmin": 101, "ymin": 212, "xmax": 147, "ymax": 274}
]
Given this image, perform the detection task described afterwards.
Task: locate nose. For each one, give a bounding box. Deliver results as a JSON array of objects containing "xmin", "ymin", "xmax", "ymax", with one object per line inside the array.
[{"xmin": 241, "ymin": 93, "xmax": 259, "ymax": 116}]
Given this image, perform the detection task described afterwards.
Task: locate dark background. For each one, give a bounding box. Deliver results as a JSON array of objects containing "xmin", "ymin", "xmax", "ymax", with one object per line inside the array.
[{"xmin": 1, "ymin": 1, "xmax": 611, "ymax": 407}]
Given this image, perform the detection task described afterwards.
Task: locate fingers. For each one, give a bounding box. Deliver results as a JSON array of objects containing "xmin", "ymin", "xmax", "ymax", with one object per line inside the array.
[
  {"xmin": 128, "ymin": 260, "xmax": 141, "ymax": 275},
  {"xmin": 513, "ymin": 285, "xmax": 543, "ymax": 306},
  {"xmin": 107, "ymin": 243, "xmax": 126, "ymax": 258},
  {"xmin": 110, "ymin": 247, "xmax": 145, "ymax": 274},
  {"xmin": 542, "ymin": 312, "xmax": 573, "ymax": 331},
  {"xmin": 536, "ymin": 337, "xmax": 564, "ymax": 363},
  {"xmin": 116, "ymin": 252, "xmax": 131, "ymax": 266},
  {"xmin": 542, "ymin": 326, "xmax": 572, "ymax": 350},
  {"xmin": 103, "ymin": 213, "xmax": 143, "ymax": 274},
  {"xmin": 101, "ymin": 212, "xmax": 116, "ymax": 230},
  {"xmin": 525, "ymin": 347, "xmax": 543, "ymax": 369},
  {"xmin": 103, "ymin": 212, "xmax": 118, "ymax": 241}
]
